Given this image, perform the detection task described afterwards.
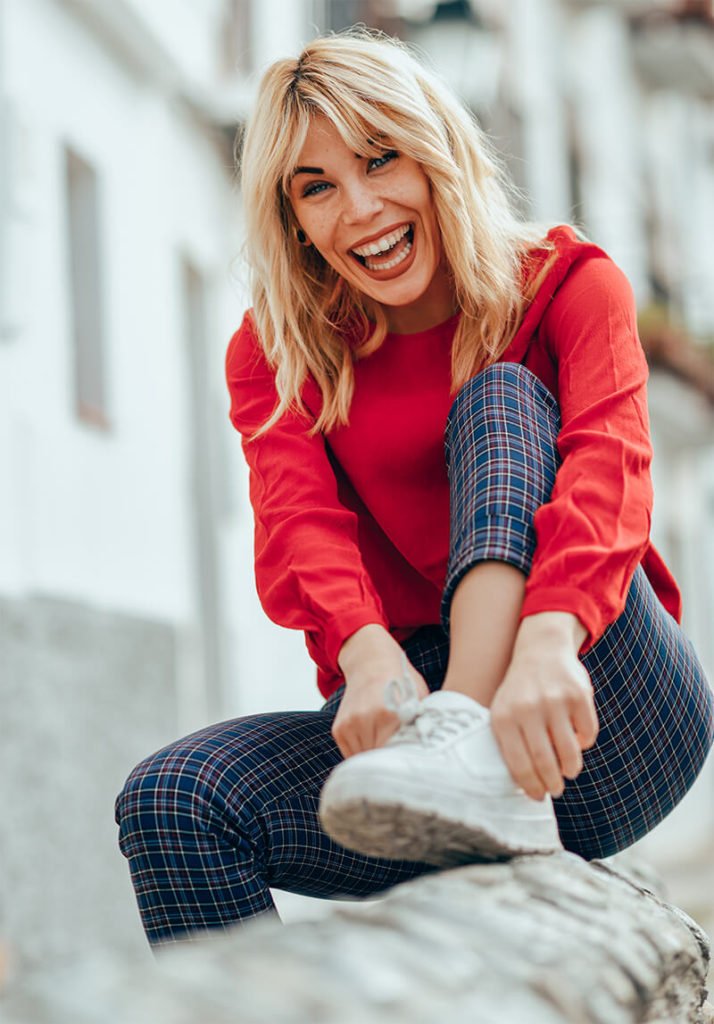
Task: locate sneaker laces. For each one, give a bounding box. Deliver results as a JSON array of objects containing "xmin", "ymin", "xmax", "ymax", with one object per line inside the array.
[{"xmin": 383, "ymin": 651, "xmax": 482, "ymax": 748}]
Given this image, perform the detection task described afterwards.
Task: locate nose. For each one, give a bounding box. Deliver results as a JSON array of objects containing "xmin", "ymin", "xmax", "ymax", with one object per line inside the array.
[{"xmin": 341, "ymin": 182, "xmax": 384, "ymax": 226}]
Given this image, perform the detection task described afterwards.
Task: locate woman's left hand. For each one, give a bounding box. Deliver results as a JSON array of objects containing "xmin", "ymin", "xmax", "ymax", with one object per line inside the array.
[{"xmin": 489, "ymin": 612, "xmax": 599, "ymax": 801}]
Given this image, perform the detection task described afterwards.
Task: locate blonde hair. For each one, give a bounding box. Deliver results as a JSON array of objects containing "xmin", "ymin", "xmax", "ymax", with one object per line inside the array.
[{"xmin": 239, "ymin": 28, "xmax": 557, "ymax": 440}]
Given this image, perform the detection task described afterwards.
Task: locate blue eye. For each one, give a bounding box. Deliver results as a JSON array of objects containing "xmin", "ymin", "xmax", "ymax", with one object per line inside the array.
[
  {"xmin": 368, "ymin": 150, "xmax": 398, "ymax": 170},
  {"xmin": 300, "ymin": 151, "xmax": 398, "ymax": 198},
  {"xmin": 302, "ymin": 181, "xmax": 331, "ymax": 198}
]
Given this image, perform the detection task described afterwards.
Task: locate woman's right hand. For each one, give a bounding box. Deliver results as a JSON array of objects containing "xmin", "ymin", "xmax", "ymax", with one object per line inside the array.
[{"xmin": 332, "ymin": 625, "xmax": 429, "ymax": 759}]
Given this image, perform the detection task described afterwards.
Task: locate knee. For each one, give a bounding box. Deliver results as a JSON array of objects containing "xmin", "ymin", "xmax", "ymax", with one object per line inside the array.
[
  {"xmin": 445, "ymin": 363, "xmax": 560, "ymax": 472},
  {"xmin": 115, "ymin": 749, "xmax": 172, "ymax": 853},
  {"xmin": 450, "ymin": 362, "xmax": 555, "ymax": 420},
  {"xmin": 462, "ymin": 361, "xmax": 533, "ymax": 395},
  {"xmin": 115, "ymin": 742, "xmax": 223, "ymax": 856}
]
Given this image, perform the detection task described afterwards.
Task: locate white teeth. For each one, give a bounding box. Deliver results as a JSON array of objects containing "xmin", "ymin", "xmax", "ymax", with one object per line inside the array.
[
  {"xmin": 352, "ymin": 224, "xmax": 410, "ymax": 257},
  {"xmin": 365, "ymin": 240, "xmax": 412, "ymax": 272}
]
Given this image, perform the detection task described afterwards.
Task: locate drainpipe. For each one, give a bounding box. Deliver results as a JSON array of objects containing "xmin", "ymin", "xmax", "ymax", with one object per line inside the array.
[{"xmin": 0, "ymin": 0, "xmax": 8, "ymax": 341}]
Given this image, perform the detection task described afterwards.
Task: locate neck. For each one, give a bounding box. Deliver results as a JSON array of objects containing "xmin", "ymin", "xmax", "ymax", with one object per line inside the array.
[
  {"xmin": 385, "ymin": 301, "xmax": 458, "ymax": 335},
  {"xmin": 380, "ymin": 264, "xmax": 457, "ymax": 335}
]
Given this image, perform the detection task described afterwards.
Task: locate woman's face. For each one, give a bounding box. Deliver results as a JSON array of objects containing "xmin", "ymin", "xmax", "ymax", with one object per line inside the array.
[{"xmin": 287, "ymin": 116, "xmax": 453, "ymax": 332}]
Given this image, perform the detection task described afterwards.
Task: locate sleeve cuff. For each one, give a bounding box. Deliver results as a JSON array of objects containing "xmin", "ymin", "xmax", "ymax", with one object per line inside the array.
[{"xmin": 321, "ymin": 608, "xmax": 391, "ymax": 677}]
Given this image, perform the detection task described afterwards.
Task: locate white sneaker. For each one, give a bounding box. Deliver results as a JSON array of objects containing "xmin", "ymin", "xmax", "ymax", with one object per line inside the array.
[{"xmin": 319, "ymin": 653, "xmax": 563, "ymax": 866}]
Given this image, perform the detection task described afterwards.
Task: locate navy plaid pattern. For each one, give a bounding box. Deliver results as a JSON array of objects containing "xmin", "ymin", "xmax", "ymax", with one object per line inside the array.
[
  {"xmin": 116, "ymin": 362, "xmax": 714, "ymax": 946},
  {"xmin": 440, "ymin": 365, "xmax": 561, "ymax": 633}
]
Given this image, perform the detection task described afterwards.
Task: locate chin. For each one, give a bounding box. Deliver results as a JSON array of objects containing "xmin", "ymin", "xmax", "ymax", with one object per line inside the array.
[{"xmin": 373, "ymin": 276, "xmax": 433, "ymax": 308}]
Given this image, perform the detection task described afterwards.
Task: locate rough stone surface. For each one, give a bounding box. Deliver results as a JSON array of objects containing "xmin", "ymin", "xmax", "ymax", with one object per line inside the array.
[{"xmin": 1, "ymin": 851, "xmax": 710, "ymax": 1023}]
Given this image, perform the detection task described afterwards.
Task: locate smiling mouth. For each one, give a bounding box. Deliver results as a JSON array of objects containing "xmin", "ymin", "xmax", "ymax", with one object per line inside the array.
[{"xmin": 350, "ymin": 224, "xmax": 414, "ymax": 271}]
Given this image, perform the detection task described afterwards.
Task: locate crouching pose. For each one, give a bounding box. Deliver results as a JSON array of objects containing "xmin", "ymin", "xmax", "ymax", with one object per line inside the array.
[{"xmin": 115, "ymin": 30, "xmax": 714, "ymax": 947}]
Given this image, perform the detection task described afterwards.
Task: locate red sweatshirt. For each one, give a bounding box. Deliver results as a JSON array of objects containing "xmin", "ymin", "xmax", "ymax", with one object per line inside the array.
[{"xmin": 226, "ymin": 225, "xmax": 682, "ymax": 698}]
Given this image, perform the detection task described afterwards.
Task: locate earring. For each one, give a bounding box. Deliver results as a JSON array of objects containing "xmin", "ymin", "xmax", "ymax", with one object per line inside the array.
[{"xmin": 296, "ymin": 228, "xmax": 308, "ymax": 245}]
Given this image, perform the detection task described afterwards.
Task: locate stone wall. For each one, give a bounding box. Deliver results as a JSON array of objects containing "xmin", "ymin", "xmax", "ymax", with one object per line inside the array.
[{"xmin": 1, "ymin": 594, "xmax": 179, "ymax": 966}]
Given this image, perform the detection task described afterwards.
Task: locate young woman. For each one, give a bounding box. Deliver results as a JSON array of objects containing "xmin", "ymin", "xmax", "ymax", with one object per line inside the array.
[{"xmin": 116, "ymin": 30, "xmax": 714, "ymax": 947}]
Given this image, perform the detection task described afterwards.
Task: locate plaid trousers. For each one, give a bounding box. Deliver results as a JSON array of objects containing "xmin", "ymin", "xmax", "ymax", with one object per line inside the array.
[{"xmin": 116, "ymin": 363, "xmax": 714, "ymax": 946}]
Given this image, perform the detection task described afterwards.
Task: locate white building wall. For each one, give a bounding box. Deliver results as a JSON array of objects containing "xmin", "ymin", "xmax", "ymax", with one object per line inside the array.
[
  {"xmin": 251, "ymin": 0, "xmax": 313, "ymax": 71},
  {"xmin": 120, "ymin": 0, "xmax": 228, "ymax": 84},
  {"xmin": 643, "ymin": 372, "xmax": 714, "ymax": 871},
  {"xmin": 4, "ymin": 1, "xmax": 191, "ymax": 618},
  {"xmin": 2, "ymin": 0, "xmax": 324, "ymax": 746},
  {"xmin": 678, "ymin": 99, "xmax": 714, "ymax": 336},
  {"xmin": 565, "ymin": 4, "xmax": 650, "ymax": 301},
  {"xmin": 645, "ymin": 90, "xmax": 714, "ymax": 335},
  {"xmin": 505, "ymin": 0, "xmax": 571, "ymax": 224}
]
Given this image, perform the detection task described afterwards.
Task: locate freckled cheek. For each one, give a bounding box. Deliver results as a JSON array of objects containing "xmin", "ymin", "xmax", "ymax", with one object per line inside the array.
[
  {"xmin": 303, "ymin": 216, "xmax": 339, "ymax": 261},
  {"xmin": 316, "ymin": 233, "xmax": 353, "ymax": 276}
]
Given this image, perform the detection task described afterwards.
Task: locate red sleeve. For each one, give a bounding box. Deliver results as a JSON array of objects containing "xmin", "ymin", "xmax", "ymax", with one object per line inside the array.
[
  {"xmin": 519, "ymin": 257, "xmax": 653, "ymax": 652},
  {"xmin": 225, "ymin": 311, "xmax": 388, "ymax": 678}
]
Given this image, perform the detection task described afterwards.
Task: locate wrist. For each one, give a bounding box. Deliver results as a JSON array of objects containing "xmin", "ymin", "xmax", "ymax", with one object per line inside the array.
[
  {"xmin": 337, "ymin": 623, "xmax": 394, "ymax": 675},
  {"xmin": 516, "ymin": 611, "xmax": 587, "ymax": 653}
]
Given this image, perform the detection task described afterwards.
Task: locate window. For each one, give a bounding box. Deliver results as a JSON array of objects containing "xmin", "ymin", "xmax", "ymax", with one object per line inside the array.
[
  {"xmin": 181, "ymin": 256, "xmax": 224, "ymax": 714},
  {"xmin": 64, "ymin": 146, "xmax": 109, "ymax": 428}
]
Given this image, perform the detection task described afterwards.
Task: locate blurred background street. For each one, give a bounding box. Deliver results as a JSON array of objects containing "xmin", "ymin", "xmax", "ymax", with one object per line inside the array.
[{"xmin": 1, "ymin": 0, "xmax": 713, "ymax": 984}]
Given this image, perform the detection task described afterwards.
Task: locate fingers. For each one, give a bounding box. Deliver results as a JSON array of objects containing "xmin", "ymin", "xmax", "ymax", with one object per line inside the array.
[
  {"xmin": 520, "ymin": 718, "xmax": 566, "ymax": 799},
  {"xmin": 493, "ymin": 696, "xmax": 597, "ymax": 800},
  {"xmin": 570, "ymin": 688, "xmax": 599, "ymax": 750},
  {"xmin": 332, "ymin": 659, "xmax": 427, "ymax": 758},
  {"xmin": 492, "ymin": 717, "xmax": 548, "ymax": 801},
  {"xmin": 332, "ymin": 708, "xmax": 399, "ymax": 759},
  {"xmin": 331, "ymin": 716, "xmax": 368, "ymax": 759},
  {"xmin": 332, "ymin": 722, "xmax": 374, "ymax": 759},
  {"xmin": 497, "ymin": 718, "xmax": 566, "ymax": 800},
  {"xmin": 331, "ymin": 727, "xmax": 356, "ymax": 760},
  {"xmin": 547, "ymin": 712, "xmax": 584, "ymax": 780}
]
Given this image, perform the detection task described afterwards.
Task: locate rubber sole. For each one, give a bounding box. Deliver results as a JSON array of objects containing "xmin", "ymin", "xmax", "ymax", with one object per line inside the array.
[{"xmin": 319, "ymin": 794, "xmax": 563, "ymax": 867}]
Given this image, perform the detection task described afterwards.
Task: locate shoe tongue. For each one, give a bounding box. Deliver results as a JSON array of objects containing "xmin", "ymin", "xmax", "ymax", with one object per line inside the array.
[{"xmin": 425, "ymin": 690, "xmax": 490, "ymax": 718}]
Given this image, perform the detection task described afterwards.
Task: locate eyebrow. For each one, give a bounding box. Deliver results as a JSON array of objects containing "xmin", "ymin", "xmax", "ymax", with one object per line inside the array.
[
  {"xmin": 292, "ymin": 166, "xmax": 324, "ymax": 177},
  {"xmin": 290, "ymin": 153, "xmax": 365, "ymax": 182}
]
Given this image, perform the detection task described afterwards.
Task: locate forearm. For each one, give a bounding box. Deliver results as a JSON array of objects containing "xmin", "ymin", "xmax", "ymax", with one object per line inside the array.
[
  {"xmin": 442, "ymin": 561, "xmax": 525, "ymax": 705},
  {"xmin": 442, "ymin": 561, "xmax": 587, "ymax": 706}
]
